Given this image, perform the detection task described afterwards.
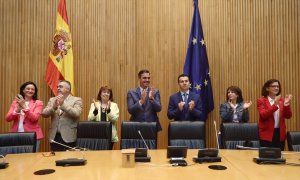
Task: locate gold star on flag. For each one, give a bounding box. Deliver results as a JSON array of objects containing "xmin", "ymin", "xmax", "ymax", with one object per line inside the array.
[
  {"xmin": 204, "ymin": 79, "xmax": 208, "ymax": 86},
  {"xmin": 192, "ymin": 37, "xmax": 197, "ymax": 45},
  {"xmin": 195, "ymin": 84, "xmax": 201, "ymax": 91},
  {"xmin": 200, "ymin": 39, "xmax": 205, "ymax": 46}
]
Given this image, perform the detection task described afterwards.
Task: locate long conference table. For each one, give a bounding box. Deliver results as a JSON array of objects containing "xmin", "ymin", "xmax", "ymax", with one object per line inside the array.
[{"xmin": 1, "ymin": 149, "xmax": 299, "ymax": 180}]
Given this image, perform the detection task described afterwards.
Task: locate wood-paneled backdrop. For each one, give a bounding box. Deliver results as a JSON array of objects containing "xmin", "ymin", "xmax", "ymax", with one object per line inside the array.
[{"xmin": 0, "ymin": 0, "xmax": 299, "ymax": 151}]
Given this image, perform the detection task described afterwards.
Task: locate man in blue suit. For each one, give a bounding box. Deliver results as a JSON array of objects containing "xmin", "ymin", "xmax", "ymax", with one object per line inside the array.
[
  {"xmin": 127, "ymin": 69, "xmax": 162, "ymax": 130},
  {"xmin": 167, "ymin": 74, "xmax": 204, "ymax": 121}
]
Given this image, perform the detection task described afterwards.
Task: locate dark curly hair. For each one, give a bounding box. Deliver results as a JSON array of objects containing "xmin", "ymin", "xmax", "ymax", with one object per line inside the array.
[
  {"xmin": 261, "ymin": 79, "xmax": 281, "ymax": 97},
  {"xmin": 19, "ymin": 81, "xmax": 38, "ymax": 100},
  {"xmin": 226, "ymin": 86, "xmax": 244, "ymax": 103}
]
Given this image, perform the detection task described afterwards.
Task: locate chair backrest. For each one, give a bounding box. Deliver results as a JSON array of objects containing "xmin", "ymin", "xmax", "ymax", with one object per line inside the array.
[
  {"xmin": 221, "ymin": 123, "xmax": 260, "ymax": 149},
  {"xmin": 121, "ymin": 121, "xmax": 157, "ymax": 149},
  {"xmin": 0, "ymin": 132, "xmax": 36, "ymax": 155},
  {"xmin": 287, "ymin": 131, "xmax": 300, "ymax": 151},
  {"xmin": 76, "ymin": 121, "xmax": 112, "ymax": 150},
  {"xmin": 168, "ymin": 121, "xmax": 206, "ymax": 149}
]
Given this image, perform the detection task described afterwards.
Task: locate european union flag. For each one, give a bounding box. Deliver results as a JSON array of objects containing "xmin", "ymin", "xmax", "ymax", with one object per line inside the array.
[{"xmin": 183, "ymin": 0, "xmax": 214, "ymax": 121}]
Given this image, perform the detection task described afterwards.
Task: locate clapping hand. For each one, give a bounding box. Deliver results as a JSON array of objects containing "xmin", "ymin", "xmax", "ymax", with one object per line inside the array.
[
  {"xmin": 243, "ymin": 101, "xmax": 252, "ymax": 109},
  {"xmin": 178, "ymin": 101, "xmax": 185, "ymax": 111},
  {"xmin": 149, "ymin": 87, "xmax": 154, "ymax": 100},
  {"xmin": 15, "ymin": 94, "xmax": 25, "ymax": 112},
  {"xmin": 140, "ymin": 89, "xmax": 147, "ymax": 104},
  {"xmin": 53, "ymin": 94, "xmax": 64, "ymax": 109},
  {"xmin": 284, "ymin": 94, "xmax": 292, "ymax": 106},
  {"xmin": 228, "ymin": 100, "xmax": 235, "ymax": 109},
  {"xmin": 93, "ymin": 99, "xmax": 100, "ymax": 110},
  {"xmin": 188, "ymin": 100, "xmax": 195, "ymax": 111},
  {"xmin": 274, "ymin": 95, "xmax": 281, "ymax": 105}
]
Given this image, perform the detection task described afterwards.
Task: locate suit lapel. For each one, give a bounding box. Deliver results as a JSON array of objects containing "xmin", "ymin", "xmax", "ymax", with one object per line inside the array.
[
  {"xmin": 177, "ymin": 92, "xmax": 183, "ymax": 102},
  {"xmin": 28, "ymin": 99, "xmax": 35, "ymax": 109},
  {"xmin": 135, "ymin": 88, "xmax": 141, "ymax": 99}
]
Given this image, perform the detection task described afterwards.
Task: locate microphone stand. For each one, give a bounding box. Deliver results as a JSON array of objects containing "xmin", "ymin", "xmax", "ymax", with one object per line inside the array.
[
  {"xmin": 236, "ymin": 145, "xmax": 259, "ymax": 150},
  {"xmin": 135, "ymin": 130, "xmax": 151, "ymax": 162},
  {"xmin": 193, "ymin": 121, "xmax": 222, "ymax": 163}
]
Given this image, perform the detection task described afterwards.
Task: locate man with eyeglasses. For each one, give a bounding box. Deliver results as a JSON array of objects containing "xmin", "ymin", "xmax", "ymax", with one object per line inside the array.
[
  {"xmin": 167, "ymin": 74, "xmax": 204, "ymax": 121},
  {"xmin": 127, "ymin": 69, "xmax": 162, "ymax": 131},
  {"xmin": 42, "ymin": 80, "xmax": 83, "ymax": 151}
]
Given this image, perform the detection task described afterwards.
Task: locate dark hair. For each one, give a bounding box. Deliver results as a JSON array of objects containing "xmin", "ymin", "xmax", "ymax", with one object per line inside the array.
[
  {"xmin": 261, "ymin": 79, "xmax": 281, "ymax": 97},
  {"xmin": 177, "ymin": 74, "xmax": 189, "ymax": 83},
  {"xmin": 138, "ymin": 69, "xmax": 150, "ymax": 78},
  {"xmin": 59, "ymin": 80, "xmax": 71, "ymax": 91},
  {"xmin": 19, "ymin": 81, "xmax": 38, "ymax": 100},
  {"xmin": 97, "ymin": 86, "xmax": 113, "ymax": 101},
  {"xmin": 226, "ymin": 86, "xmax": 244, "ymax": 103}
]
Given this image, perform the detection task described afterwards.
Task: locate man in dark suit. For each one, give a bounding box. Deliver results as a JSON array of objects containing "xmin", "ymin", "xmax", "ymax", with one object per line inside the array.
[
  {"xmin": 167, "ymin": 74, "xmax": 204, "ymax": 121},
  {"xmin": 42, "ymin": 80, "xmax": 83, "ymax": 151},
  {"xmin": 127, "ymin": 69, "xmax": 162, "ymax": 130}
]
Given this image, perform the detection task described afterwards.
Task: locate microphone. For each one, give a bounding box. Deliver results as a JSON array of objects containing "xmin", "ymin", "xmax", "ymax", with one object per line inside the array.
[
  {"xmin": 135, "ymin": 130, "xmax": 151, "ymax": 162},
  {"xmin": 49, "ymin": 139, "xmax": 87, "ymax": 166},
  {"xmin": 193, "ymin": 121, "xmax": 222, "ymax": 163}
]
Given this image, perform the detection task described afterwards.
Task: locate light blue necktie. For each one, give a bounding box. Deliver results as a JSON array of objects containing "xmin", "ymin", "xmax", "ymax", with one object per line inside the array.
[{"xmin": 183, "ymin": 93, "xmax": 188, "ymax": 104}]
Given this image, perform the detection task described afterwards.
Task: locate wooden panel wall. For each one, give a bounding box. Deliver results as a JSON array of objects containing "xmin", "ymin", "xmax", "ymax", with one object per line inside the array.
[{"xmin": 0, "ymin": 0, "xmax": 299, "ymax": 151}]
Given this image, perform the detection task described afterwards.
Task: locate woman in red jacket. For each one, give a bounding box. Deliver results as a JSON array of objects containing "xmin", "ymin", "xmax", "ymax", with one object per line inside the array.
[
  {"xmin": 257, "ymin": 79, "xmax": 292, "ymax": 150},
  {"xmin": 5, "ymin": 81, "xmax": 44, "ymax": 152}
]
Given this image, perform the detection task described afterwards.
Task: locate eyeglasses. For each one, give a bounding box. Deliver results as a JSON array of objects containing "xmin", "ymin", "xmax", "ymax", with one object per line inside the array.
[
  {"xmin": 269, "ymin": 85, "xmax": 279, "ymax": 88},
  {"xmin": 42, "ymin": 151, "xmax": 55, "ymax": 157}
]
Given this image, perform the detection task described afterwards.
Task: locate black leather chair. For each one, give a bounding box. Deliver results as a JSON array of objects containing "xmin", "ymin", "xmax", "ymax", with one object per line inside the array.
[
  {"xmin": 221, "ymin": 123, "xmax": 260, "ymax": 149},
  {"xmin": 76, "ymin": 121, "xmax": 112, "ymax": 150},
  {"xmin": 168, "ymin": 121, "xmax": 206, "ymax": 149},
  {"xmin": 287, "ymin": 131, "xmax": 300, "ymax": 151},
  {"xmin": 121, "ymin": 121, "xmax": 157, "ymax": 149},
  {"xmin": 0, "ymin": 132, "xmax": 36, "ymax": 156}
]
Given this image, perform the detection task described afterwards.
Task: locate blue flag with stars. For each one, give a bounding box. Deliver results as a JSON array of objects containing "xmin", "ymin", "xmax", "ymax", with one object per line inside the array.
[{"xmin": 183, "ymin": 0, "xmax": 214, "ymax": 121}]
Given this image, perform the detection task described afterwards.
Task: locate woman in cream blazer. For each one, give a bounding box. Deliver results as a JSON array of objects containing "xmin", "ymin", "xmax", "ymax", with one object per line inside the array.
[{"xmin": 88, "ymin": 86, "xmax": 119, "ymax": 149}]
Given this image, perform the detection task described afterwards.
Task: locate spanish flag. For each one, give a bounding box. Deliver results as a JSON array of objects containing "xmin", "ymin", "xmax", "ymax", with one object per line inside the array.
[{"xmin": 46, "ymin": 0, "xmax": 75, "ymax": 95}]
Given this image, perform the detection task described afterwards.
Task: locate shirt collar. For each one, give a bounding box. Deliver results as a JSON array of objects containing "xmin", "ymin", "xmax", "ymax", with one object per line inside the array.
[
  {"xmin": 139, "ymin": 86, "xmax": 148, "ymax": 93},
  {"xmin": 267, "ymin": 96, "xmax": 275, "ymax": 103},
  {"xmin": 180, "ymin": 90, "xmax": 189, "ymax": 96}
]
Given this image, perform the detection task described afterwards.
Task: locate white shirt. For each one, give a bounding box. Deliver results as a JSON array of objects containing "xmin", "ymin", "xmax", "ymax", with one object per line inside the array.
[
  {"xmin": 232, "ymin": 104, "xmax": 239, "ymax": 123},
  {"xmin": 268, "ymin": 96, "xmax": 280, "ymax": 128}
]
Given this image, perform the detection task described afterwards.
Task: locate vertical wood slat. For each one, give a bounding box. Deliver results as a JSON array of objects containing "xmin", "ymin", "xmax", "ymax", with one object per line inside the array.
[{"xmin": 0, "ymin": 0, "xmax": 299, "ymax": 151}]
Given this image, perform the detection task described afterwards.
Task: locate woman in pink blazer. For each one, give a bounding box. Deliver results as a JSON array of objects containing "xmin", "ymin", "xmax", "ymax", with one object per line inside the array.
[
  {"xmin": 257, "ymin": 79, "xmax": 292, "ymax": 150},
  {"xmin": 5, "ymin": 81, "xmax": 44, "ymax": 152}
]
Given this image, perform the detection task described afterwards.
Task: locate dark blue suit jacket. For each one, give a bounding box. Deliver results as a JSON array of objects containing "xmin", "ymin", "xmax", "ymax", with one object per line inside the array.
[
  {"xmin": 167, "ymin": 91, "xmax": 204, "ymax": 121},
  {"xmin": 127, "ymin": 87, "xmax": 162, "ymax": 130}
]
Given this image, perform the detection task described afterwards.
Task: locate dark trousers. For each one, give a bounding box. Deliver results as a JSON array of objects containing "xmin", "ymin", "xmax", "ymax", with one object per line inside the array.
[
  {"xmin": 260, "ymin": 128, "xmax": 285, "ymax": 151},
  {"xmin": 50, "ymin": 133, "xmax": 76, "ymax": 152}
]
